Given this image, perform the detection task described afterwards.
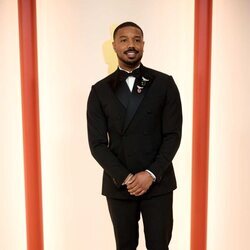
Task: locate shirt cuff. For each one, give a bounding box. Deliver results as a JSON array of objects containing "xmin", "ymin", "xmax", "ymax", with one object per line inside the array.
[{"xmin": 145, "ymin": 169, "xmax": 156, "ymax": 182}]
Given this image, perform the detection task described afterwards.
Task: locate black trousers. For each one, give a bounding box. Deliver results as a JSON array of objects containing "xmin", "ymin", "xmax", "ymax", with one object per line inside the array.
[{"xmin": 106, "ymin": 192, "xmax": 173, "ymax": 250}]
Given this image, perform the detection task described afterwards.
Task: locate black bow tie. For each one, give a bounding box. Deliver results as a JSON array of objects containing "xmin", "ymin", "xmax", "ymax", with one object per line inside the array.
[{"xmin": 118, "ymin": 68, "xmax": 141, "ymax": 81}]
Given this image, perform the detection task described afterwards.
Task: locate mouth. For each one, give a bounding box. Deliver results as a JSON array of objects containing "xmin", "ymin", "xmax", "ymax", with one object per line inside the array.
[{"xmin": 124, "ymin": 49, "xmax": 138, "ymax": 58}]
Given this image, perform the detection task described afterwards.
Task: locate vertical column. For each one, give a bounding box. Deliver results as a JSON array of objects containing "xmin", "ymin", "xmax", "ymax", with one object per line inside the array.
[
  {"xmin": 191, "ymin": 1, "xmax": 213, "ymax": 250},
  {"xmin": 17, "ymin": 0, "xmax": 44, "ymax": 250}
]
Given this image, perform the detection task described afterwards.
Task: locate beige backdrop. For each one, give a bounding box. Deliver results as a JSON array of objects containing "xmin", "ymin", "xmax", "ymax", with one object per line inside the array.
[
  {"xmin": 0, "ymin": 1, "xmax": 26, "ymax": 250},
  {"xmin": 0, "ymin": 0, "xmax": 249, "ymax": 250},
  {"xmin": 208, "ymin": 0, "xmax": 250, "ymax": 249},
  {"xmin": 36, "ymin": 0, "xmax": 193, "ymax": 249}
]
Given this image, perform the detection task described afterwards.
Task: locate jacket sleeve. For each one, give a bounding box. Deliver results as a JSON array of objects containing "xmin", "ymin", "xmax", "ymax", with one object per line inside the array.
[
  {"xmin": 147, "ymin": 76, "xmax": 182, "ymax": 182},
  {"xmin": 87, "ymin": 86, "xmax": 130, "ymax": 187}
]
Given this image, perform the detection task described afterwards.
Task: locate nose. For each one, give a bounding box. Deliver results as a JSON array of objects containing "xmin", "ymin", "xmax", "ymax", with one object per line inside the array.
[{"xmin": 128, "ymin": 39, "xmax": 135, "ymax": 48}]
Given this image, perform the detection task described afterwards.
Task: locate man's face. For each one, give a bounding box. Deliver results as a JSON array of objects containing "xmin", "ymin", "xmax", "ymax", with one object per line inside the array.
[{"xmin": 112, "ymin": 26, "xmax": 144, "ymax": 71}]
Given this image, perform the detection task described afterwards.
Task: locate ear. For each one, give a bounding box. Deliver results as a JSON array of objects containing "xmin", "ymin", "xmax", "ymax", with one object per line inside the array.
[{"xmin": 112, "ymin": 41, "xmax": 116, "ymax": 52}]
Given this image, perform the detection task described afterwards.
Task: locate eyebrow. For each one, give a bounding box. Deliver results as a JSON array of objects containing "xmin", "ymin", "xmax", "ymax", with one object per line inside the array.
[{"xmin": 118, "ymin": 35, "xmax": 142, "ymax": 39}]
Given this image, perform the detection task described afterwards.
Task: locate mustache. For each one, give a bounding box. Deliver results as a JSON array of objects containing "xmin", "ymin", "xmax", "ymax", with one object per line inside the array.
[{"xmin": 124, "ymin": 48, "xmax": 139, "ymax": 54}]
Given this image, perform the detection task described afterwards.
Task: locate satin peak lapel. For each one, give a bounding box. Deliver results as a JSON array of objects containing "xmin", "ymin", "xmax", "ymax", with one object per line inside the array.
[
  {"xmin": 116, "ymin": 81, "xmax": 131, "ymax": 109},
  {"xmin": 107, "ymin": 69, "xmax": 129, "ymax": 109}
]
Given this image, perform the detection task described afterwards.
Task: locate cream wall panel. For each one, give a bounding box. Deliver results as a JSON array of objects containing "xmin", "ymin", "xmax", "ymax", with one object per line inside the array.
[
  {"xmin": 0, "ymin": 1, "xmax": 26, "ymax": 250},
  {"xmin": 37, "ymin": 1, "xmax": 194, "ymax": 249},
  {"xmin": 208, "ymin": 0, "xmax": 250, "ymax": 249}
]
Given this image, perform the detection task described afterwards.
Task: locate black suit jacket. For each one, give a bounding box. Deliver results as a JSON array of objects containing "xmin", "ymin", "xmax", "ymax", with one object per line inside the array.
[{"xmin": 87, "ymin": 65, "xmax": 182, "ymax": 199}]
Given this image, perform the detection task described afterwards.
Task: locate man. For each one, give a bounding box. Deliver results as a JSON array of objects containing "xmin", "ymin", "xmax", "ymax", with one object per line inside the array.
[{"xmin": 87, "ymin": 21, "xmax": 182, "ymax": 250}]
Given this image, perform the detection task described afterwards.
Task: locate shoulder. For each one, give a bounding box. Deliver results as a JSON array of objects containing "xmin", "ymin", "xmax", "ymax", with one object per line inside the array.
[
  {"xmin": 88, "ymin": 70, "xmax": 117, "ymax": 103},
  {"xmin": 143, "ymin": 66, "xmax": 170, "ymax": 78},
  {"xmin": 142, "ymin": 65, "xmax": 178, "ymax": 91},
  {"xmin": 142, "ymin": 65, "xmax": 174, "ymax": 84},
  {"xmin": 92, "ymin": 70, "xmax": 117, "ymax": 90}
]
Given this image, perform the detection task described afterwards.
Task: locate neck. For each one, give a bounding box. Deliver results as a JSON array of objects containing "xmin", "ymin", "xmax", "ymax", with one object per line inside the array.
[{"xmin": 118, "ymin": 63, "xmax": 141, "ymax": 72}]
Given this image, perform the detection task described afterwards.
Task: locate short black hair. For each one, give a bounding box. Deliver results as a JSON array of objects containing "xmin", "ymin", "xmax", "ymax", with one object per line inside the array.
[{"xmin": 113, "ymin": 21, "xmax": 144, "ymax": 40}]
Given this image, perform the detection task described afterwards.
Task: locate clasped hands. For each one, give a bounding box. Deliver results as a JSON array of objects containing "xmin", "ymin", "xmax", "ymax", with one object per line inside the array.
[{"xmin": 125, "ymin": 171, "xmax": 154, "ymax": 196}]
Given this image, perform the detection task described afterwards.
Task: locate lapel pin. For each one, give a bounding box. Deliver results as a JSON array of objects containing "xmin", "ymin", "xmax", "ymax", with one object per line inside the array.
[
  {"xmin": 137, "ymin": 86, "xmax": 143, "ymax": 94},
  {"xmin": 141, "ymin": 76, "xmax": 149, "ymax": 86},
  {"xmin": 136, "ymin": 76, "xmax": 150, "ymax": 94}
]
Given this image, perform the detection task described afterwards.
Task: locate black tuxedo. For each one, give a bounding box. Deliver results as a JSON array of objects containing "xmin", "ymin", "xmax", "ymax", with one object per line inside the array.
[
  {"xmin": 87, "ymin": 65, "xmax": 182, "ymax": 199},
  {"xmin": 87, "ymin": 65, "xmax": 182, "ymax": 249}
]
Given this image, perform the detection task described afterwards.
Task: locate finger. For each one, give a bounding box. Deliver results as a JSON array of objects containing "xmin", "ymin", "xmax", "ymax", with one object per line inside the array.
[
  {"xmin": 130, "ymin": 186, "xmax": 144, "ymax": 195},
  {"xmin": 127, "ymin": 181, "xmax": 138, "ymax": 190},
  {"xmin": 134, "ymin": 189, "xmax": 146, "ymax": 196},
  {"xmin": 128, "ymin": 185, "xmax": 140, "ymax": 193},
  {"xmin": 127, "ymin": 175, "xmax": 136, "ymax": 184}
]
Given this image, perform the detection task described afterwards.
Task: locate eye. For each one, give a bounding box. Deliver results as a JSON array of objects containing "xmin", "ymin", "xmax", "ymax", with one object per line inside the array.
[
  {"xmin": 135, "ymin": 38, "xmax": 141, "ymax": 43},
  {"xmin": 120, "ymin": 38, "xmax": 127, "ymax": 42}
]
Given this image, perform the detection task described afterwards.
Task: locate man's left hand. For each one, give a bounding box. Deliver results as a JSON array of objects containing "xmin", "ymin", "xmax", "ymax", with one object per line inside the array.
[{"xmin": 126, "ymin": 171, "xmax": 154, "ymax": 196}]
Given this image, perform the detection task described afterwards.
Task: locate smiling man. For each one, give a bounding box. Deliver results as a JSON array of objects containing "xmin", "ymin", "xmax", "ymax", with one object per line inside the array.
[
  {"xmin": 87, "ymin": 22, "xmax": 182, "ymax": 250},
  {"xmin": 112, "ymin": 24, "xmax": 144, "ymax": 70}
]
